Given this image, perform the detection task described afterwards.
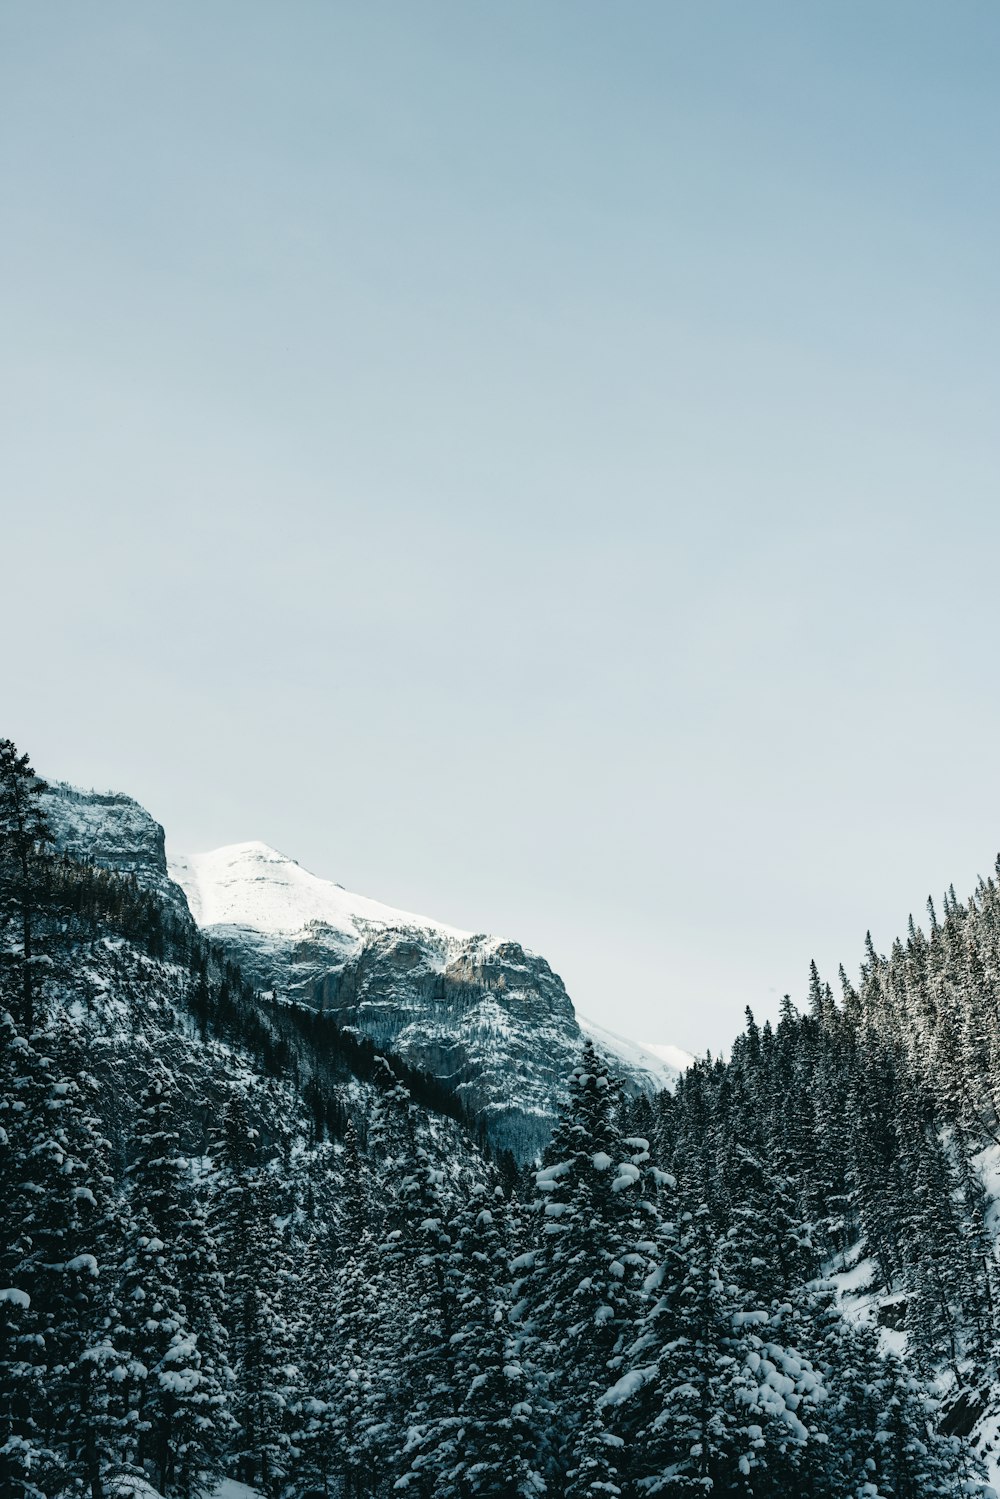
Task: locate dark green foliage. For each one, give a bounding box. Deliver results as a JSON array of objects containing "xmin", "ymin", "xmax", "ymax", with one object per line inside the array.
[
  {"xmin": 0, "ymin": 740, "xmax": 52, "ymax": 1034},
  {"xmin": 0, "ymin": 736, "xmax": 992, "ymax": 1498}
]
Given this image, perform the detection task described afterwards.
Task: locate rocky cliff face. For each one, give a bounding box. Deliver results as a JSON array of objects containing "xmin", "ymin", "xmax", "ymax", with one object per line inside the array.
[
  {"xmin": 169, "ymin": 842, "xmax": 683, "ymax": 1160},
  {"xmin": 42, "ymin": 782, "xmax": 191, "ymax": 922},
  {"xmin": 43, "ymin": 788, "xmax": 685, "ymax": 1161}
]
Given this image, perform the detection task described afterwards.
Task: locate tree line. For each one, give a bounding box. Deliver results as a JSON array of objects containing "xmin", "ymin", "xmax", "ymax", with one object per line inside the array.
[{"xmin": 0, "ymin": 737, "xmax": 992, "ymax": 1498}]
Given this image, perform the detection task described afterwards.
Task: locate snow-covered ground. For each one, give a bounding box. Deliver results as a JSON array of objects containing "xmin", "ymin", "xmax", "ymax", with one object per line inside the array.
[
  {"xmin": 828, "ymin": 1231, "xmax": 1000, "ymax": 1492},
  {"xmin": 210, "ymin": 1483, "xmax": 262, "ymax": 1499},
  {"xmin": 105, "ymin": 1477, "xmax": 170, "ymax": 1499}
]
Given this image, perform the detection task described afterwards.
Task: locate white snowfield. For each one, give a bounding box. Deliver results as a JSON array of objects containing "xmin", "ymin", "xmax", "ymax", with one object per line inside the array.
[
  {"xmin": 578, "ymin": 1015, "xmax": 692, "ymax": 1090},
  {"xmin": 169, "ymin": 842, "xmax": 689, "ymax": 1088},
  {"xmin": 105, "ymin": 1476, "xmax": 171, "ymax": 1499},
  {"xmin": 169, "ymin": 842, "xmax": 468, "ymax": 944},
  {"xmin": 637, "ymin": 1040, "xmax": 696, "ymax": 1074}
]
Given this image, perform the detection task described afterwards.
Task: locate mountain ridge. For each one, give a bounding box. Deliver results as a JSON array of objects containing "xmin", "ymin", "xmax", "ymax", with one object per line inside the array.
[
  {"xmin": 41, "ymin": 786, "xmax": 687, "ymax": 1160},
  {"xmin": 166, "ymin": 837, "xmax": 685, "ymax": 1159}
]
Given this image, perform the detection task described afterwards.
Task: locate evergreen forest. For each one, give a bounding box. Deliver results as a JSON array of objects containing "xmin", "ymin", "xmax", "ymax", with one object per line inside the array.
[{"xmin": 2, "ymin": 736, "xmax": 998, "ymax": 1499}]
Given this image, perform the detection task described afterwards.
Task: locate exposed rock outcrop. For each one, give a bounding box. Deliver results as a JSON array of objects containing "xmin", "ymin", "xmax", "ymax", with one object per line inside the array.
[{"xmin": 43, "ymin": 789, "xmax": 685, "ymax": 1161}]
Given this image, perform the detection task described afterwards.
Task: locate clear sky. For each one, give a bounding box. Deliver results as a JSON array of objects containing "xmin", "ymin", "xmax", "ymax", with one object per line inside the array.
[{"xmin": 4, "ymin": 3, "xmax": 1000, "ymax": 1054}]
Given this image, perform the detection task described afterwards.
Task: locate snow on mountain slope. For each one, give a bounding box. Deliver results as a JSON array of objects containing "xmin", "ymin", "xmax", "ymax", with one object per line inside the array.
[
  {"xmin": 168, "ymin": 838, "xmax": 686, "ymax": 1159},
  {"xmin": 42, "ymin": 783, "xmax": 687, "ymax": 1162},
  {"xmin": 639, "ymin": 1040, "xmax": 695, "ymax": 1075},
  {"xmin": 170, "ymin": 842, "xmax": 468, "ymax": 946},
  {"xmin": 578, "ymin": 1016, "xmax": 691, "ymax": 1090}
]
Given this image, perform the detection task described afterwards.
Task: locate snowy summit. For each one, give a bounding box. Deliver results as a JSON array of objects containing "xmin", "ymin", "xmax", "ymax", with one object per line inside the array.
[
  {"xmin": 170, "ymin": 841, "xmax": 467, "ymax": 946},
  {"xmin": 167, "ymin": 834, "xmax": 687, "ymax": 1157}
]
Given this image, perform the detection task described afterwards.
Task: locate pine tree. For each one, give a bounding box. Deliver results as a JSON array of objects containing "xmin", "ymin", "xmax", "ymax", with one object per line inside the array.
[
  {"xmin": 3, "ymin": 1017, "xmax": 125, "ymax": 1499},
  {"xmin": 326, "ymin": 1217, "xmax": 388, "ymax": 1498},
  {"xmin": 118, "ymin": 1069, "xmax": 232, "ymax": 1496},
  {"xmin": 287, "ymin": 1232, "xmax": 337, "ymax": 1498},
  {"xmin": 172, "ymin": 1194, "xmax": 235, "ymax": 1497},
  {"xmin": 212, "ymin": 1095, "xmax": 296, "ymax": 1495},
  {"xmin": 614, "ymin": 1200, "xmax": 733, "ymax": 1496},
  {"xmin": 522, "ymin": 1042, "xmax": 658, "ymax": 1496},
  {"xmin": 424, "ymin": 1179, "xmax": 540, "ymax": 1498},
  {"xmin": 318, "ymin": 1118, "xmax": 396, "ymax": 1497},
  {"xmin": 0, "ymin": 740, "xmax": 52, "ymax": 1036},
  {"xmin": 0, "ymin": 1010, "xmax": 55, "ymax": 1499},
  {"xmin": 381, "ymin": 1124, "xmax": 465, "ymax": 1493},
  {"xmin": 866, "ymin": 1350, "xmax": 968, "ymax": 1498}
]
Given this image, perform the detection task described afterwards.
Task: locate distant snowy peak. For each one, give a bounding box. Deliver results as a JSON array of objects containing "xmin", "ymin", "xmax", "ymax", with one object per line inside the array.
[
  {"xmin": 169, "ymin": 843, "xmax": 694, "ymax": 1102},
  {"xmin": 168, "ymin": 841, "xmax": 470, "ymax": 946},
  {"xmin": 578, "ymin": 1016, "xmax": 692, "ymax": 1090},
  {"xmin": 44, "ymin": 785, "xmax": 689, "ymax": 1160},
  {"xmin": 638, "ymin": 1041, "xmax": 696, "ymax": 1074}
]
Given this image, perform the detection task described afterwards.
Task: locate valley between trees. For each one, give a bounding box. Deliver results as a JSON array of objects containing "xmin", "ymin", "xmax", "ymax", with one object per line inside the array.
[{"xmin": 2, "ymin": 737, "xmax": 998, "ymax": 1497}]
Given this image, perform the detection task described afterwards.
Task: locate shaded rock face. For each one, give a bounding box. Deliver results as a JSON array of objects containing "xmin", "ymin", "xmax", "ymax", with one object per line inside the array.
[
  {"xmin": 43, "ymin": 783, "xmax": 191, "ymax": 924},
  {"xmin": 43, "ymin": 789, "xmax": 679, "ymax": 1163},
  {"xmin": 208, "ymin": 919, "xmax": 587, "ymax": 1161}
]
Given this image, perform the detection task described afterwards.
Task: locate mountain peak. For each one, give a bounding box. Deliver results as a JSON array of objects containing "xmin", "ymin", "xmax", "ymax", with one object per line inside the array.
[
  {"xmin": 168, "ymin": 840, "xmax": 471, "ymax": 943},
  {"xmin": 42, "ymin": 784, "xmax": 688, "ymax": 1161},
  {"xmin": 166, "ymin": 834, "xmax": 688, "ymax": 1157}
]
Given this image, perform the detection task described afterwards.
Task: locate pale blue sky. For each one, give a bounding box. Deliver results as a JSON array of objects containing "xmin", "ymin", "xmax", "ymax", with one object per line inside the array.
[{"xmin": 4, "ymin": 4, "xmax": 1000, "ymax": 1052}]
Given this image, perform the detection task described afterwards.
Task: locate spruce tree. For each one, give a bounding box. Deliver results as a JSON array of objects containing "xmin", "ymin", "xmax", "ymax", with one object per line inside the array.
[
  {"xmin": 523, "ymin": 1042, "xmax": 657, "ymax": 1496},
  {"xmin": 425, "ymin": 1179, "xmax": 540, "ymax": 1498},
  {"xmin": 0, "ymin": 740, "xmax": 52, "ymax": 1036},
  {"xmin": 212, "ymin": 1095, "xmax": 296, "ymax": 1495},
  {"xmin": 118, "ymin": 1067, "xmax": 232, "ymax": 1496},
  {"xmin": 4, "ymin": 1018, "xmax": 124, "ymax": 1499}
]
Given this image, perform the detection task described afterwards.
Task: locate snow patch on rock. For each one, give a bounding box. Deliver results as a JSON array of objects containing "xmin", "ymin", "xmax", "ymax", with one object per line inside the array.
[{"xmin": 578, "ymin": 1015, "xmax": 691, "ymax": 1090}]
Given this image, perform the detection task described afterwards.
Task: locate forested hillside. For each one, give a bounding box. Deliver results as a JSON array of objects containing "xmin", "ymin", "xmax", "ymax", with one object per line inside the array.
[
  {"xmin": 624, "ymin": 881, "xmax": 1000, "ymax": 1485},
  {"xmin": 0, "ymin": 737, "xmax": 996, "ymax": 1499}
]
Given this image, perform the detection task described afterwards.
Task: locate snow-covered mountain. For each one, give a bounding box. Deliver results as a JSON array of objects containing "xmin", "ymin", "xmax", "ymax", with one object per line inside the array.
[
  {"xmin": 41, "ymin": 787, "xmax": 688, "ymax": 1160},
  {"xmin": 578, "ymin": 1016, "xmax": 693, "ymax": 1096},
  {"xmin": 170, "ymin": 842, "xmax": 469, "ymax": 948},
  {"xmin": 168, "ymin": 839, "xmax": 687, "ymax": 1159},
  {"xmin": 637, "ymin": 1039, "xmax": 697, "ymax": 1073}
]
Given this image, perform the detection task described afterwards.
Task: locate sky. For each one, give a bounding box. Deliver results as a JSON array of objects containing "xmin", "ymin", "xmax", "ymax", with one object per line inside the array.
[{"xmin": 3, "ymin": 4, "xmax": 1000, "ymax": 1055}]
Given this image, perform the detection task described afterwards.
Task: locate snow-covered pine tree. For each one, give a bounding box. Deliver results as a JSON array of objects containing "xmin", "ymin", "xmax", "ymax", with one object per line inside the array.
[
  {"xmin": 309, "ymin": 1114, "xmax": 404, "ymax": 1497},
  {"xmin": 715, "ymin": 1140, "xmax": 815, "ymax": 1310},
  {"xmin": 325, "ymin": 1215, "xmax": 388, "ymax": 1497},
  {"xmin": 0, "ymin": 739, "xmax": 52, "ymax": 1036},
  {"xmin": 171, "ymin": 1193, "xmax": 235, "ymax": 1496},
  {"xmin": 608, "ymin": 1199, "xmax": 733, "ymax": 1496},
  {"xmin": 211, "ymin": 1094, "xmax": 296, "ymax": 1495},
  {"xmin": 3, "ymin": 1015, "xmax": 125, "ymax": 1499},
  {"xmin": 522, "ymin": 1041, "xmax": 658, "ymax": 1497},
  {"xmin": 0, "ymin": 1008, "xmax": 45, "ymax": 1499},
  {"xmin": 865, "ymin": 1348, "xmax": 969, "ymax": 1499},
  {"xmin": 893, "ymin": 1080, "xmax": 977, "ymax": 1380},
  {"xmin": 120, "ymin": 1066, "xmax": 232, "ymax": 1496},
  {"xmin": 609, "ymin": 1192, "xmax": 834, "ymax": 1497},
  {"xmin": 425, "ymin": 1178, "xmax": 540, "ymax": 1498},
  {"xmin": 380, "ymin": 1125, "xmax": 464, "ymax": 1493},
  {"xmin": 286, "ymin": 1232, "xmax": 337, "ymax": 1497}
]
